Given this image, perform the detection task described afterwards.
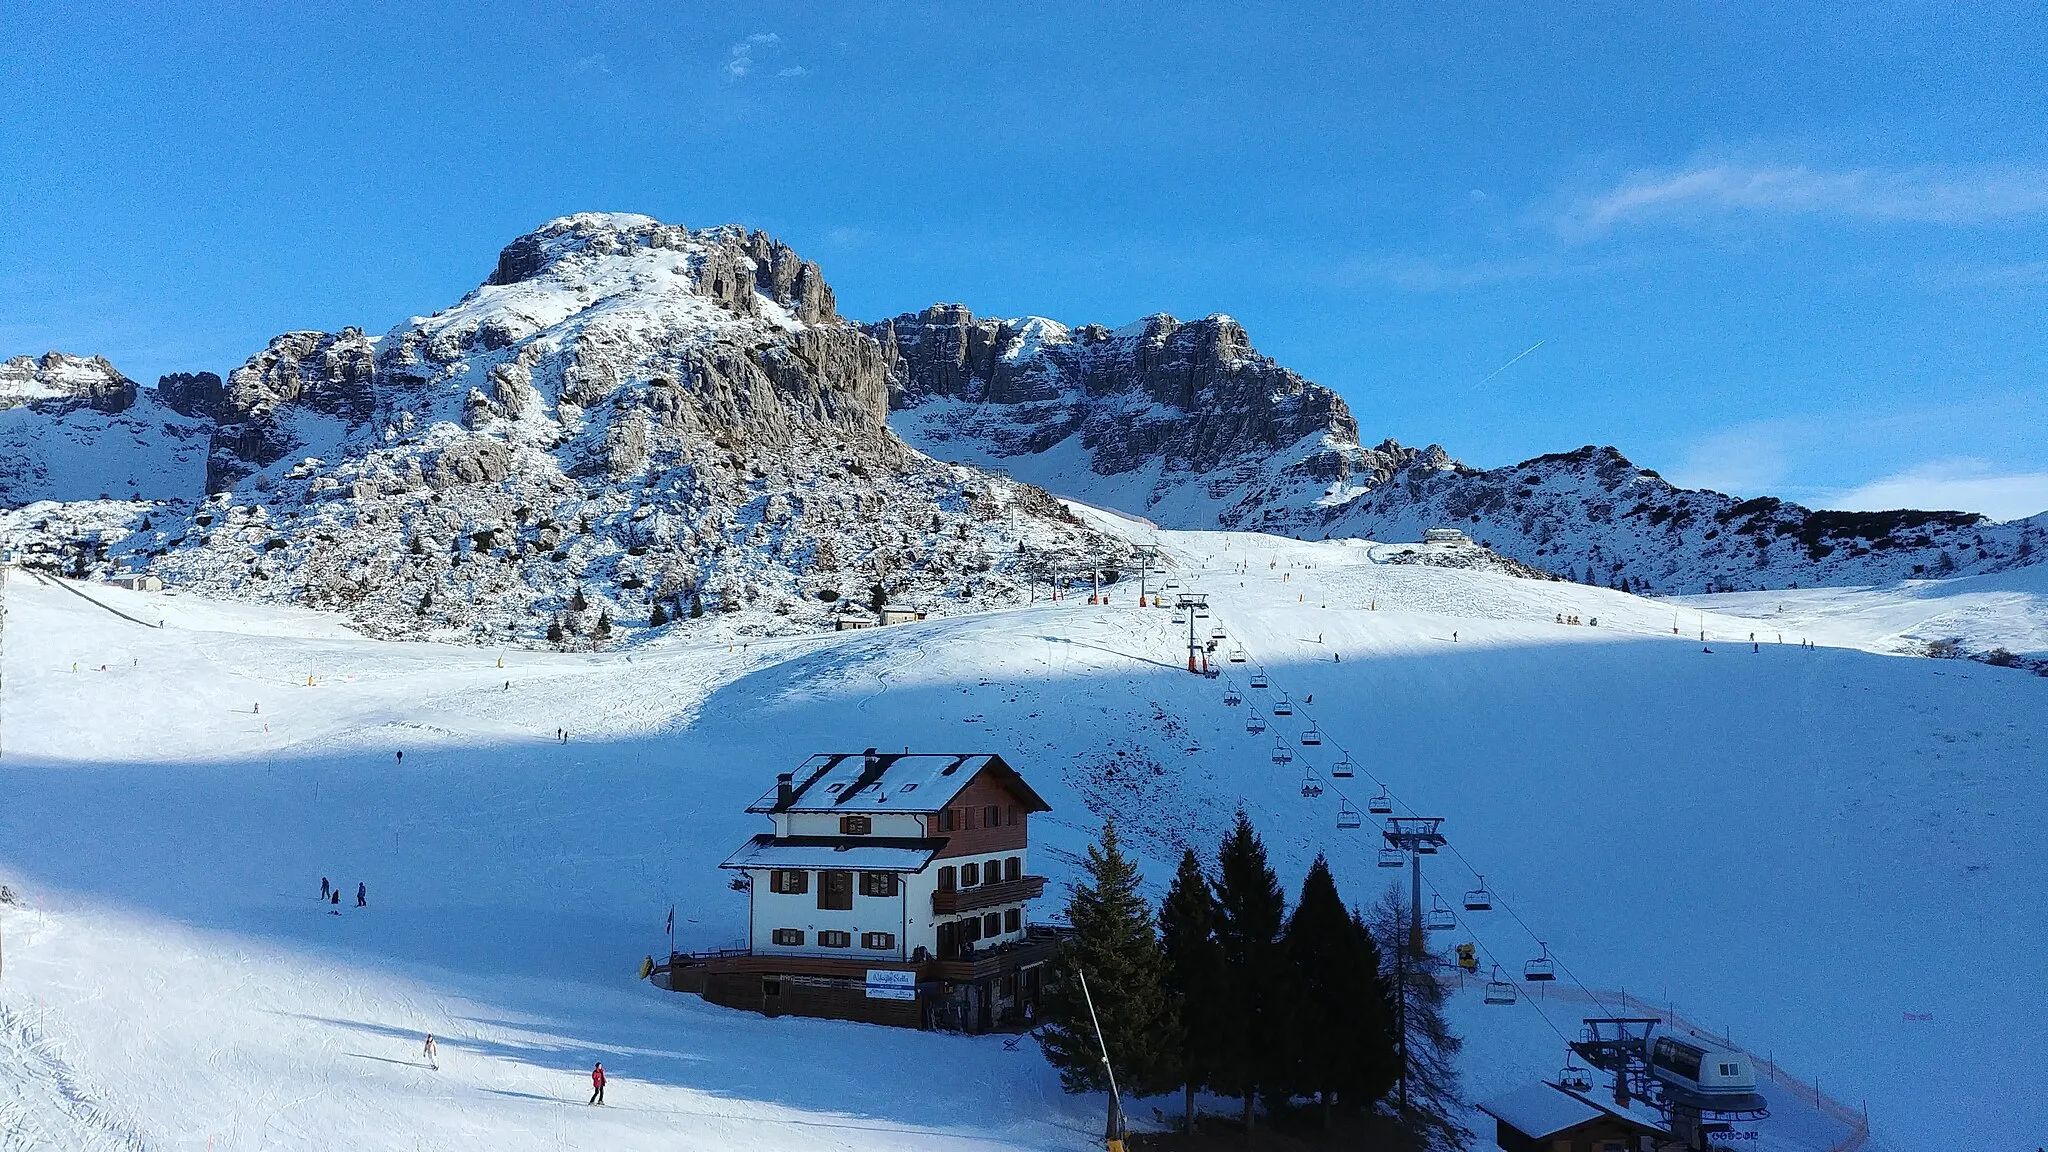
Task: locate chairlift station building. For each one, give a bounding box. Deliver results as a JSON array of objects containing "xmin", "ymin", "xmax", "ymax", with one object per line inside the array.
[{"xmin": 662, "ymin": 751, "xmax": 1059, "ymax": 1032}]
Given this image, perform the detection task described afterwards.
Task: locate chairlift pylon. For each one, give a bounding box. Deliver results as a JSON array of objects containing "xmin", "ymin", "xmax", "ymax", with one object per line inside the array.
[
  {"xmin": 1300, "ymin": 724, "xmax": 1322, "ymax": 746},
  {"xmin": 1337, "ymin": 801, "xmax": 1363, "ymax": 829},
  {"xmin": 1367, "ymin": 786, "xmax": 1392, "ymax": 814},
  {"xmin": 1271, "ymin": 738, "xmax": 1293, "ymax": 765},
  {"xmin": 1245, "ymin": 712, "xmax": 1266, "ymax": 734},
  {"xmin": 1484, "ymin": 965, "xmax": 1517, "ymax": 1005},
  {"xmin": 1463, "ymin": 876, "xmax": 1493, "ymax": 912},
  {"xmin": 1524, "ymin": 942, "xmax": 1556, "ymax": 982}
]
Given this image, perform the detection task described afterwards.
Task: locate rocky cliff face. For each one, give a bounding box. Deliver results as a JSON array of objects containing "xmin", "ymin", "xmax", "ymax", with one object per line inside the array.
[
  {"xmin": 0, "ymin": 354, "xmax": 209, "ymax": 506},
  {"xmin": 33, "ymin": 214, "xmax": 1127, "ymax": 644},
  {"xmin": 873, "ymin": 306, "xmax": 1397, "ymax": 530},
  {"xmin": 0, "ymin": 352, "xmax": 138, "ymax": 414},
  {"xmin": 877, "ymin": 306, "xmax": 2045, "ymax": 593}
]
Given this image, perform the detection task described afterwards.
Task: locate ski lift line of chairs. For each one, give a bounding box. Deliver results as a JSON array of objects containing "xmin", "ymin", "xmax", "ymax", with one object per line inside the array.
[
  {"xmin": 1300, "ymin": 724, "xmax": 1322, "ymax": 746},
  {"xmin": 1249, "ymin": 672, "xmax": 1269, "ymax": 689},
  {"xmin": 1271, "ymin": 738, "xmax": 1294, "ymax": 765},
  {"xmin": 1524, "ymin": 942, "xmax": 1556, "ymax": 982},
  {"xmin": 1368, "ymin": 786, "xmax": 1392, "ymax": 814},
  {"xmin": 1337, "ymin": 801, "xmax": 1363, "ymax": 829},
  {"xmin": 1484, "ymin": 964, "xmax": 1518, "ymax": 1005},
  {"xmin": 1464, "ymin": 876, "xmax": 1493, "ymax": 912},
  {"xmin": 1246, "ymin": 712, "xmax": 1267, "ymax": 734}
]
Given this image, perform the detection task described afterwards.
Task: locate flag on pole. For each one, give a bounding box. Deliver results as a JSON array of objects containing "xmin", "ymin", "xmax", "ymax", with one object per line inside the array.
[{"xmin": 665, "ymin": 905, "xmax": 674, "ymax": 935}]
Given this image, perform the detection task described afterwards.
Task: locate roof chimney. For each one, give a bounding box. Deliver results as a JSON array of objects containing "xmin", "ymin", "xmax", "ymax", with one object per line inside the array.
[
  {"xmin": 864, "ymin": 747, "xmax": 880, "ymax": 770},
  {"xmin": 775, "ymin": 772, "xmax": 794, "ymax": 810}
]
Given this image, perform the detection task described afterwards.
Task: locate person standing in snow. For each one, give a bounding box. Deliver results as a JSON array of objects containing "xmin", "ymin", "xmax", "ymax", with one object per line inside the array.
[
  {"xmin": 395, "ymin": 750, "xmax": 403, "ymax": 764},
  {"xmin": 589, "ymin": 1062, "xmax": 606, "ymax": 1105},
  {"xmin": 320, "ymin": 877, "xmax": 330, "ymax": 901},
  {"xmin": 330, "ymin": 889, "xmax": 341, "ymax": 909},
  {"xmin": 422, "ymin": 1033, "xmax": 438, "ymax": 1069},
  {"xmin": 356, "ymin": 882, "xmax": 367, "ymax": 907}
]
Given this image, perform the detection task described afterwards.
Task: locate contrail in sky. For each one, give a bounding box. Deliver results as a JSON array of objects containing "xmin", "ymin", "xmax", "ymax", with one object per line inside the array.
[{"xmin": 1476, "ymin": 339, "xmax": 1544, "ymax": 387}]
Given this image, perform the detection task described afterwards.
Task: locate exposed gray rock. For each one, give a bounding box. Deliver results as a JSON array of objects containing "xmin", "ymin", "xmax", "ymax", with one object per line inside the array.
[
  {"xmin": 156, "ymin": 372, "xmax": 224, "ymax": 419},
  {"xmin": 0, "ymin": 352, "xmax": 138, "ymax": 414}
]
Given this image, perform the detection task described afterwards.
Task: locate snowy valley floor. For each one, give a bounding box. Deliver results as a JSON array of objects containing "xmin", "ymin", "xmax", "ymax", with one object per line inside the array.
[{"xmin": 2, "ymin": 525, "xmax": 2044, "ymax": 1151}]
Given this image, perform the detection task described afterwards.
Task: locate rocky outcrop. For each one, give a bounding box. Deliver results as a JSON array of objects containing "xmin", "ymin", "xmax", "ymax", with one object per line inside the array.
[
  {"xmin": 0, "ymin": 353, "xmax": 138, "ymax": 414},
  {"xmin": 155, "ymin": 372, "xmax": 224, "ymax": 419}
]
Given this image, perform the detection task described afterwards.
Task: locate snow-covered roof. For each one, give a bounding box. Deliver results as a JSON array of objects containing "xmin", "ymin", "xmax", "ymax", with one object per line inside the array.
[
  {"xmin": 1478, "ymin": 1082, "xmax": 1668, "ymax": 1139},
  {"xmin": 718, "ymin": 834, "xmax": 941, "ymax": 873},
  {"xmin": 745, "ymin": 752, "xmax": 1050, "ymax": 816}
]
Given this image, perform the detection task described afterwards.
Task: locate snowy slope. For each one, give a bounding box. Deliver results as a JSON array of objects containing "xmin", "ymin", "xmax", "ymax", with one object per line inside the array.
[
  {"xmin": 4, "ymin": 520, "xmax": 2040, "ymax": 1151},
  {"xmin": 0, "ymin": 354, "xmax": 211, "ymax": 507}
]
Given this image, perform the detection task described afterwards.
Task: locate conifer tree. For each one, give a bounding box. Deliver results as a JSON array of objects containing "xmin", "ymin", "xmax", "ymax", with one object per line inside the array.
[
  {"xmin": 689, "ymin": 591, "xmax": 704, "ymax": 618},
  {"xmin": 1039, "ymin": 821, "xmax": 1176, "ymax": 1104},
  {"xmin": 1283, "ymin": 855, "xmax": 1398, "ymax": 1125},
  {"xmin": 1209, "ymin": 811, "xmax": 1292, "ymax": 1131},
  {"xmin": 649, "ymin": 601, "xmax": 669, "ymax": 627},
  {"xmin": 1159, "ymin": 848, "xmax": 1222, "ymax": 1132},
  {"xmin": 1368, "ymin": 889, "xmax": 1470, "ymax": 1150}
]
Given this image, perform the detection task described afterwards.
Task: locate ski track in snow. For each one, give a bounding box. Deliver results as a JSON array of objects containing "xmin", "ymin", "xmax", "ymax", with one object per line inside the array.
[{"xmin": 2, "ymin": 524, "xmax": 2044, "ymax": 1151}]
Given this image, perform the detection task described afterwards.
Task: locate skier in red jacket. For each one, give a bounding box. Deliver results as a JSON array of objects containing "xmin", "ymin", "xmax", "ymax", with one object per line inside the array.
[{"xmin": 588, "ymin": 1062, "xmax": 605, "ymax": 1105}]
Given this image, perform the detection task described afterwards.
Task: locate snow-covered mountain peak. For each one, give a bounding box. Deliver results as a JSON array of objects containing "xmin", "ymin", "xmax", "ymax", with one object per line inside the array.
[{"xmin": 0, "ymin": 351, "xmax": 138, "ymax": 413}]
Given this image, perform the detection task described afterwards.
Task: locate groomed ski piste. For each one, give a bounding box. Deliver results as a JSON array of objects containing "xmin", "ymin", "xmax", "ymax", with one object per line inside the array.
[{"xmin": 2, "ymin": 506, "xmax": 2043, "ymax": 1151}]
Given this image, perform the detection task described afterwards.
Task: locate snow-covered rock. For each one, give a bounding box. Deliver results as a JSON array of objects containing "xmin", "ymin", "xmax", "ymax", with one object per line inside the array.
[
  {"xmin": 0, "ymin": 354, "xmax": 212, "ymax": 507},
  {"xmin": 877, "ymin": 307, "xmax": 2047, "ymax": 593}
]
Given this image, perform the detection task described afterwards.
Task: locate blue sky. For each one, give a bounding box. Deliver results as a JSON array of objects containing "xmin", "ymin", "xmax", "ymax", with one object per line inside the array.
[{"xmin": 3, "ymin": 1, "xmax": 2045, "ymax": 518}]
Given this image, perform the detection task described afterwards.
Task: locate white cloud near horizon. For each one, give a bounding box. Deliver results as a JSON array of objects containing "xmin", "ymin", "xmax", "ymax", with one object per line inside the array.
[
  {"xmin": 1812, "ymin": 459, "xmax": 2048, "ymax": 522},
  {"xmin": 726, "ymin": 32, "xmax": 799, "ymax": 80},
  {"xmin": 1665, "ymin": 423, "xmax": 1793, "ymax": 498},
  {"xmin": 1561, "ymin": 163, "xmax": 2048, "ymax": 236}
]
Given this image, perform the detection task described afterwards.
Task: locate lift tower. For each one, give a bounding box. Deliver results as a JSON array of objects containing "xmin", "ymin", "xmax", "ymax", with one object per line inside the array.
[{"xmin": 1174, "ymin": 594, "xmax": 1210, "ymax": 674}]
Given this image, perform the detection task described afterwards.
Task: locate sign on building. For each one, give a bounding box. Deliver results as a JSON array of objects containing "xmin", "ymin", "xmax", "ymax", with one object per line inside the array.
[{"xmin": 864, "ymin": 969, "xmax": 917, "ymax": 1000}]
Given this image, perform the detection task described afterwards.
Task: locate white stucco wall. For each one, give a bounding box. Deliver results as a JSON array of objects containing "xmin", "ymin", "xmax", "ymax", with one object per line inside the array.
[{"xmin": 745, "ymin": 868, "xmax": 914, "ymax": 960}]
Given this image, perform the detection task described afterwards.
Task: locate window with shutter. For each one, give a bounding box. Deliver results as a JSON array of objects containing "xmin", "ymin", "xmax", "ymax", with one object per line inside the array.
[
  {"xmin": 771, "ymin": 928, "xmax": 804, "ymax": 946},
  {"xmin": 862, "ymin": 931, "xmax": 896, "ymax": 950},
  {"xmin": 1004, "ymin": 908, "xmax": 1021, "ymax": 933},
  {"xmin": 984, "ymin": 858, "xmax": 1001, "ymax": 883},
  {"xmin": 859, "ymin": 872, "xmax": 899, "ymax": 897},
  {"xmin": 984, "ymin": 805, "xmax": 1001, "ymax": 828},
  {"xmin": 961, "ymin": 862, "xmax": 980, "ymax": 886},
  {"xmin": 770, "ymin": 870, "xmax": 809, "ymax": 894},
  {"xmin": 1004, "ymin": 857, "xmax": 1021, "ymax": 881},
  {"xmin": 819, "ymin": 930, "xmax": 851, "ymax": 948},
  {"xmin": 939, "ymin": 809, "xmax": 955, "ymax": 832},
  {"xmin": 818, "ymin": 869, "xmax": 853, "ymax": 911},
  {"xmin": 839, "ymin": 815, "xmax": 872, "ymax": 835},
  {"xmin": 981, "ymin": 912, "xmax": 1001, "ymax": 937}
]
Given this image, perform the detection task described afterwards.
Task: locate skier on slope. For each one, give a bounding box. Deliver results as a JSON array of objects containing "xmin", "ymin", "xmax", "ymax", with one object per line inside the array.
[
  {"xmin": 589, "ymin": 1062, "xmax": 606, "ymax": 1105},
  {"xmin": 356, "ymin": 882, "xmax": 367, "ymax": 908},
  {"xmin": 422, "ymin": 1033, "xmax": 438, "ymax": 1070},
  {"xmin": 320, "ymin": 877, "xmax": 330, "ymax": 901}
]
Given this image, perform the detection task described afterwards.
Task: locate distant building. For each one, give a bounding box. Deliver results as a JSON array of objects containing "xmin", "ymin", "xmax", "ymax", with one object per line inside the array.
[
  {"xmin": 833, "ymin": 614, "xmax": 877, "ymax": 630},
  {"xmin": 1423, "ymin": 527, "xmax": 1470, "ymax": 545},
  {"xmin": 878, "ymin": 604, "xmax": 926, "ymax": 626},
  {"xmin": 107, "ymin": 573, "xmax": 163, "ymax": 592},
  {"xmin": 1478, "ymin": 1081, "xmax": 1669, "ymax": 1152},
  {"xmin": 662, "ymin": 751, "xmax": 1058, "ymax": 1032}
]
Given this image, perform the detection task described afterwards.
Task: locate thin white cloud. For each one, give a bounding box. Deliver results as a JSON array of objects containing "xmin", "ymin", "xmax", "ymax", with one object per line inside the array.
[
  {"xmin": 1562, "ymin": 163, "xmax": 2048, "ymax": 237},
  {"xmin": 777, "ymin": 66, "xmax": 809, "ymax": 78},
  {"xmin": 725, "ymin": 32, "xmax": 785, "ymax": 80},
  {"xmin": 1819, "ymin": 459, "xmax": 2048, "ymax": 522},
  {"xmin": 573, "ymin": 53, "xmax": 612, "ymax": 75}
]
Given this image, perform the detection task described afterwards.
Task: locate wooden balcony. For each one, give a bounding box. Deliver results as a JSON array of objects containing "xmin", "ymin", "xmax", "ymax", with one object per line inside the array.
[{"xmin": 930, "ymin": 874, "xmax": 1046, "ymax": 915}]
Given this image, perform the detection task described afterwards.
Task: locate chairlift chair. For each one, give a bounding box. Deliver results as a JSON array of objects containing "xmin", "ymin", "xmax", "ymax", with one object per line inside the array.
[
  {"xmin": 1210, "ymin": 626, "xmax": 1226, "ymax": 640},
  {"xmin": 1417, "ymin": 840, "xmax": 1439, "ymax": 855},
  {"xmin": 1376, "ymin": 846, "xmax": 1403, "ymax": 867},
  {"xmin": 1272, "ymin": 695, "xmax": 1293, "ymax": 716},
  {"xmin": 1246, "ymin": 712, "xmax": 1266, "ymax": 734},
  {"xmin": 1271, "ymin": 739, "xmax": 1293, "ymax": 765},
  {"xmin": 1558, "ymin": 1064, "xmax": 1593, "ymax": 1092},
  {"xmin": 1300, "ymin": 767, "xmax": 1323, "ymax": 798},
  {"xmin": 1172, "ymin": 613, "xmax": 1186, "ymax": 625},
  {"xmin": 1367, "ymin": 786, "xmax": 1392, "ymax": 814},
  {"xmin": 1300, "ymin": 724, "xmax": 1322, "ymax": 746},
  {"xmin": 1524, "ymin": 943, "xmax": 1556, "ymax": 982},
  {"xmin": 1337, "ymin": 801, "xmax": 1363, "ymax": 829},
  {"xmin": 1228, "ymin": 644, "xmax": 1247, "ymax": 663},
  {"xmin": 1426, "ymin": 897, "xmax": 1456, "ymax": 931},
  {"xmin": 1463, "ymin": 876, "xmax": 1493, "ymax": 912},
  {"xmin": 1331, "ymin": 753, "xmax": 1355, "ymax": 778},
  {"xmin": 1223, "ymin": 688, "xmax": 1243, "ymax": 706},
  {"xmin": 1195, "ymin": 607, "xmax": 1210, "ymax": 619},
  {"xmin": 1250, "ymin": 672, "xmax": 1269, "ymax": 689},
  {"xmin": 1484, "ymin": 965, "xmax": 1517, "ymax": 1005}
]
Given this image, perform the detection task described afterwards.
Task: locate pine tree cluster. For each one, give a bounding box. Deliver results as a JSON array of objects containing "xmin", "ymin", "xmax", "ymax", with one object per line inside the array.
[{"xmin": 1041, "ymin": 813, "xmax": 1444, "ymax": 1142}]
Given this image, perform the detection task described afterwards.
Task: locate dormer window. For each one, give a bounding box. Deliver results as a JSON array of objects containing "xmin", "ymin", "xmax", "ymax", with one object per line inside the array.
[{"xmin": 839, "ymin": 815, "xmax": 872, "ymax": 835}]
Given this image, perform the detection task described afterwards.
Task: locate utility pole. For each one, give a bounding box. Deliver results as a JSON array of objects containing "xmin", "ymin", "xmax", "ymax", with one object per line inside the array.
[
  {"xmin": 1133, "ymin": 545, "xmax": 1161, "ymax": 606},
  {"xmin": 1175, "ymin": 594, "xmax": 1208, "ymax": 674},
  {"xmin": 1077, "ymin": 969, "xmax": 1128, "ymax": 1150}
]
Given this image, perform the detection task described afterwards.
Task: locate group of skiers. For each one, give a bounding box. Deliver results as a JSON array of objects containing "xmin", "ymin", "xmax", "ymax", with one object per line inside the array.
[
  {"xmin": 318, "ymin": 876, "xmax": 367, "ymax": 909},
  {"xmin": 1554, "ymin": 612, "xmax": 1595, "ymax": 626}
]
